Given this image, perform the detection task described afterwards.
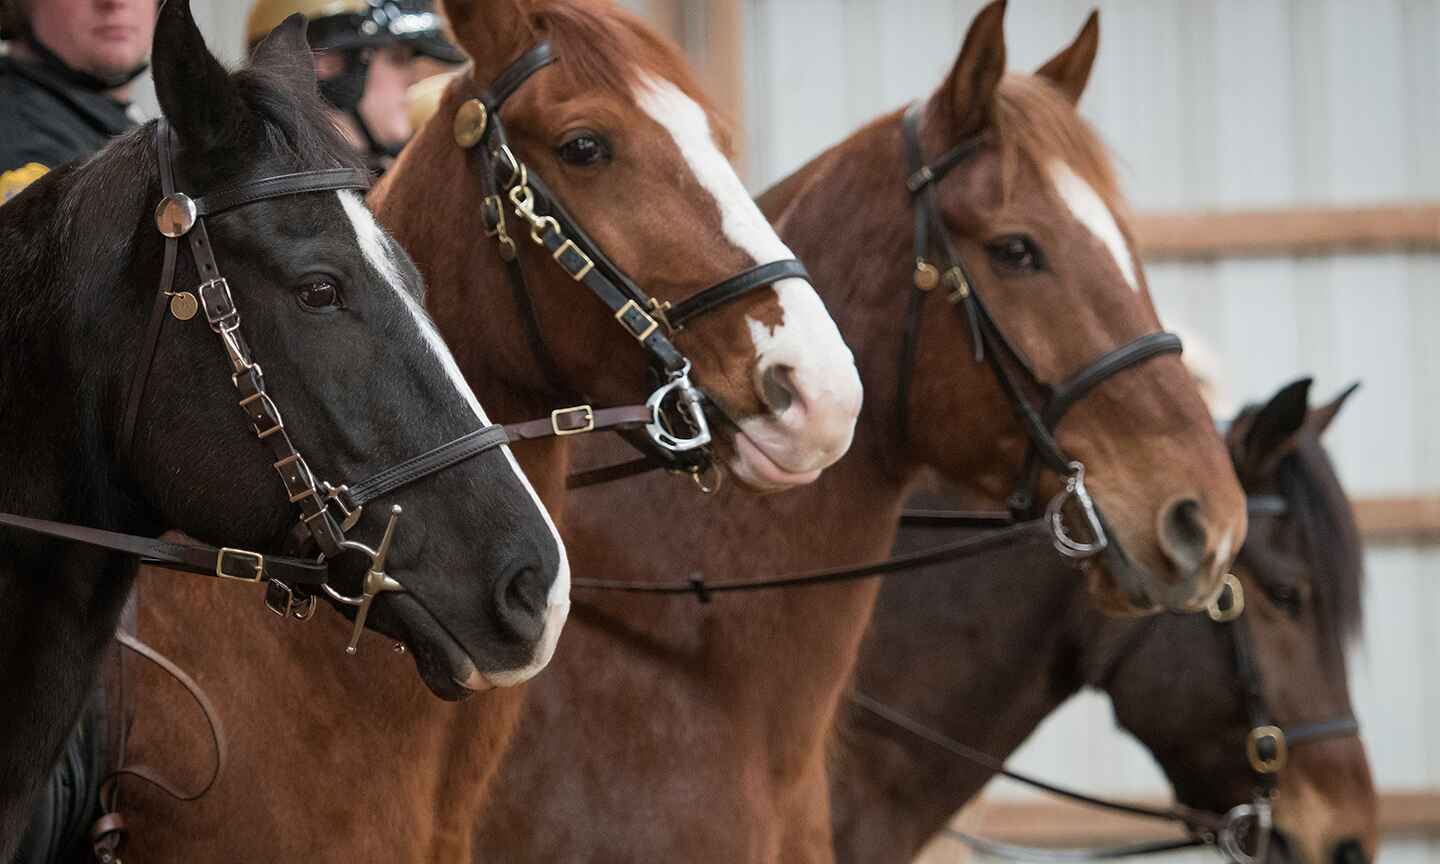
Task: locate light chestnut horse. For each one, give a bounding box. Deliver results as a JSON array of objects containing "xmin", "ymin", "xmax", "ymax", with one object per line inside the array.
[
  {"xmin": 474, "ymin": 4, "xmax": 1246, "ymax": 862},
  {"xmin": 113, "ymin": 0, "xmax": 860, "ymax": 860}
]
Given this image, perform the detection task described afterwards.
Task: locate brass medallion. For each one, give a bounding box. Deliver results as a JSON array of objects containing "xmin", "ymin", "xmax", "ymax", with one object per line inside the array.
[
  {"xmin": 169, "ymin": 291, "xmax": 199, "ymax": 321},
  {"xmin": 453, "ymin": 99, "xmax": 488, "ymax": 149}
]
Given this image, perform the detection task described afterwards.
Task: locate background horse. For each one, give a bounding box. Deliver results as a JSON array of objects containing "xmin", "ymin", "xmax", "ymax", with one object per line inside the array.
[
  {"xmin": 115, "ymin": 0, "xmax": 861, "ymax": 860},
  {"xmin": 832, "ymin": 379, "xmax": 1375, "ymax": 864},
  {"xmin": 0, "ymin": 2, "xmax": 565, "ymax": 860},
  {"xmin": 473, "ymin": 4, "xmax": 1244, "ymax": 862}
]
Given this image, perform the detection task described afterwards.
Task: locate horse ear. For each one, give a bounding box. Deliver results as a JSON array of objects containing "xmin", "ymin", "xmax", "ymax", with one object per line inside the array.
[
  {"xmin": 439, "ymin": 0, "xmax": 530, "ymax": 73},
  {"xmin": 151, "ymin": 0, "xmax": 246, "ymax": 150},
  {"xmin": 248, "ymin": 12, "xmax": 317, "ymax": 95},
  {"xmin": 1036, "ymin": 10, "xmax": 1098, "ymax": 105},
  {"xmin": 1239, "ymin": 377, "xmax": 1311, "ymax": 479},
  {"xmin": 938, "ymin": 0, "xmax": 1007, "ymax": 139},
  {"xmin": 1305, "ymin": 381, "xmax": 1360, "ymax": 440}
]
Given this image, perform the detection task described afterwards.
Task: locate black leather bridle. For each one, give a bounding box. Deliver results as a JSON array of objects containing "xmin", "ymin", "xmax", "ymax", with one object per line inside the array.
[
  {"xmin": 0, "ymin": 121, "xmax": 513, "ymax": 656},
  {"xmin": 849, "ymin": 495, "xmax": 1363, "ymax": 864},
  {"xmin": 898, "ymin": 101, "xmax": 1184, "ymax": 565},
  {"xmin": 450, "ymin": 41, "xmax": 812, "ymax": 489}
]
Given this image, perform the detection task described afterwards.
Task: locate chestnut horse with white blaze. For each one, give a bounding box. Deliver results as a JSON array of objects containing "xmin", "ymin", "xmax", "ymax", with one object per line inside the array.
[
  {"xmin": 473, "ymin": 3, "xmax": 1245, "ymax": 862},
  {"xmin": 110, "ymin": 0, "xmax": 859, "ymax": 861}
]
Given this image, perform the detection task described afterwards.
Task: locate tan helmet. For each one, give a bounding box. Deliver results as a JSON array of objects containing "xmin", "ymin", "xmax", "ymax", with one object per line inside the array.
[{"xmin": 246, "ymin": 0, "xmax": 367, "ymax": 48}]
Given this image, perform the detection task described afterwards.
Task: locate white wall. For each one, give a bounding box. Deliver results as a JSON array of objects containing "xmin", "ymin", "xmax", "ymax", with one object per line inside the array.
[{"xmin": 743, "ymin": 1, "xmax": 1438, "ymax": 862}]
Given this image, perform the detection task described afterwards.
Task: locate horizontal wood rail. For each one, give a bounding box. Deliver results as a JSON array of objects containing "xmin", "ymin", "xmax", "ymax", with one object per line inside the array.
[
  {"xmin": 1354, "ymin": 496, "xmax": 1440, "ymax": 545},
  {"xmin": 1134, "ymin": 203, "xmax": 1440, "ymax": 260},
  {"xmin": 955, "ymin": 790, "xmax": 1440, "ymax": 845}
]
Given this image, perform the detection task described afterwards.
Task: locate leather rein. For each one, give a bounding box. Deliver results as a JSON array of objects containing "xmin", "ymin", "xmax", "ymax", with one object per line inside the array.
[
  {"xmin": 450, "ymin": 41, "xmax": 813, "ymax": 493},
  {"xmin": 0, "ymin": 120, "xmax": 512, "ymax": 656},
  {"xmin": 849, "ymin": 495, "xmax": 1361, "ymax": 864}
]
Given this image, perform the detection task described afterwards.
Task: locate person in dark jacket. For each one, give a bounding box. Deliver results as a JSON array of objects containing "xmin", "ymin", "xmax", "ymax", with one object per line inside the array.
[
  {"xmin": 3, "ymin": 5, "xmax": 155, "ymax": 858},
  {"xmin": 0, "ymin": 0, "xmax": 155, "ymax": 202}
]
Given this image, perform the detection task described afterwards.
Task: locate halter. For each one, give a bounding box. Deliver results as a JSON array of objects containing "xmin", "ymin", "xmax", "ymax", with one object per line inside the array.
[
  {"xmin": 898, "ymin": 101, "xmax": 1184, "ymax": 564},
  {"xmin": 450, "ymin": 41, "xmax": 813, "ymax": 487},
  {"xmin": 0, "ymin": 121, "xmax": 513, "ymax": 657},
  {"xmin": 851, "ymin": 495, "xmax": 1362, "ymax": 864}
]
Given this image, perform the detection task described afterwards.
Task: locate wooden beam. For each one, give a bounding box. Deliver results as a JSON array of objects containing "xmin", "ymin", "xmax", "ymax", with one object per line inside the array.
[
  {"xmin": 1134, "ymin": 203, "xmax": 1440, "ymax": 260},
  {"xmin": 1353, "ymin": 496, "xmax": 1440, "ymax": 544},
  {"xmin": 956, "ymin": 790, "xmax": 1440, "ymax": 846}
]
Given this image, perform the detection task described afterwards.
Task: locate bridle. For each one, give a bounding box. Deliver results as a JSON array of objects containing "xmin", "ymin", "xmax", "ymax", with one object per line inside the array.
[
  {"xmin": 449, "ymin": 41, "xmax": 812, "ymax": 490},
  {"xmin": 898, "ymin": 101, "xmax": 1183, "ymax": 566},
  {"xmin": 0, "ymin": 120, "xmax": 513, "ymax": 656},
  {"xmin": 849, "ymin": 494, "xmax": 1361, "ymax": 864}
]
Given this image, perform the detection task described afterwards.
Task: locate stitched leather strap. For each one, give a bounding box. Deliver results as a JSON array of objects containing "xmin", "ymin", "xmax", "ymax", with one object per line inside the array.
[
  {"xmin": 343, "ymin": 424, "xmax": 509, "ymax": 507},
  {"xmin": 0, "ymin": 513, "xmax": 329, "ymax": 587},
  {"xmin": 504, "ymin": 405, "xmax": 653, "ymax": 442},
  {"xmin": 667, "ymin": 259, "xmax": 811, "ymax": 330},
  {"xmin": 193, "ymin": 168, "xmax": 370, "ymax": 216}
]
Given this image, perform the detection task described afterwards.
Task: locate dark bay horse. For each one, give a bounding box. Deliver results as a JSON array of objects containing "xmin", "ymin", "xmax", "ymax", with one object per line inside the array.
[
  {"xmin": 474, "ymin": 4, "xmax": 1245, "ymax": 862},
  {"xmin": 832, "ymin": 379, "xmax": 1375, "ymax": 864},
  {"xmin": 0, "ymin": 2, "xmax": 565, "ymax": 860},
  {"xmin": 113, "ymin": 1, "xmax": 861, "ymax": 860}
]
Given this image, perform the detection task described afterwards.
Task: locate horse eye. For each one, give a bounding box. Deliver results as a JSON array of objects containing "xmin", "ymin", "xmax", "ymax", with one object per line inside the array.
[
  {"xmin": 985, "ymin": 235, "xmax": 1045, "ymax": 272},
  {"xmin": 1266, "ymin": 583, "xmax": 1303, "ymax": 616},
  {"xmin": 297, "ymin": 280, "xmax": 341, "ymax": 311},
  {"xmin": 556, "ymin": 132, "xmax": 611, "ymax": 167}
]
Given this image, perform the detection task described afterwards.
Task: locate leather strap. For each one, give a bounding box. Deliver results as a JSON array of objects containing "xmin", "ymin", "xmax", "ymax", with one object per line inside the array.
[
  {"xmin": 343, "ymin": 424, "xmax": 509, "ymax": 507},
  {"xmin": 193, "ymin": 168, "xmax": 370, "ymax": 216},
  {"xmin": 667, "ymin": 258, "xmax": 811, "ymax": 330},
  {"xmin": 100, "ymin": 631, "xmax": 227, "ymax": 803},
  {"xmin": 0, "ymin": 513, "xmax": 329, "ymax": 587},
  {"xmin": 504, "ymin": 404, "xmax": 652, "ymax": 442},
  {"xmin": 566, "ymin": 456, "xmax": 662, "ymax": 490},
  {"xmin": 486, "ymin": 41, "xmax": 557, "ymax": 111}
]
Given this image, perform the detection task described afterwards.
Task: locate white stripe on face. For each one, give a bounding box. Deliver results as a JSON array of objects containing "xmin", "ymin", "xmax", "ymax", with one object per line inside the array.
[
  {"xmin": 1047, "ymin": 161, "xmax": 1138, "ymax": 293},
  {"xmin": 632, "ymin": 77, "xmax": 861, "ymax": 474},
  {"xmin": 337, "ymin": 191, "xmax": 570, "ymax": 677}
]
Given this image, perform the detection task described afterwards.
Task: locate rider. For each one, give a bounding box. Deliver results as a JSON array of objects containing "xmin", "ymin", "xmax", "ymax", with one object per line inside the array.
[
  {"xmin": 0, "ymin": 0, "xmax": 156, "ymax": 203},
  {"xmin": 244, "ymin": 0, "xmax": 463, "ymax": 173}
]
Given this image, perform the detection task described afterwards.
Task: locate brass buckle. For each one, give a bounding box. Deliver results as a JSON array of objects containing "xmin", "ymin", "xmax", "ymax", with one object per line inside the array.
[
  {"xmin": 1207, "ymin": 572, "xmax": 1245, "ymax": 622},
  {"xmin": 216, "ymin": 547, "xmax": 265, "ymax": 582},
  {"xmin": 238, "ymin": 391, "xmax": 285, "ymax": 439},
  {"xmin": 551, "ymin": 404, "xmax": 595, "ymax": 436},
  {"xmin": 647, "ymin": 297, "xmax": 676, "ymax": 332},
  {"xmin": 552, "ymin": 238, "xmax": 594, "ymax": 281},
  {"xmin": 1246, "ymin": 725, "xmax": 1288, "ymax": 774},
  {"xmin": 615, "ymin": 299, "xmax": 659, "ymax": 341},
  {"xmin": 943, "ymin": 266, "xmax": 970, "ymax": 303}
]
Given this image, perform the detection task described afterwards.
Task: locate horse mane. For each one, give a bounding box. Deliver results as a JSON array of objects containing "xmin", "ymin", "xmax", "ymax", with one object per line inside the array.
[
  {"xmin": 991, "ymin": 73, "xmax": 1127, "ymax": 222},
  {"xmin": 520, "ymin": 0, "xmax": 732, "ymax": 151}
]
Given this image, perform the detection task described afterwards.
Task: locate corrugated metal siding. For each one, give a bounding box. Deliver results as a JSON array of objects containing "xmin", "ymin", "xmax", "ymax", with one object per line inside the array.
[{"xmin": 743, "ymin": 1, "xmax": 1438, "ymax": 861}]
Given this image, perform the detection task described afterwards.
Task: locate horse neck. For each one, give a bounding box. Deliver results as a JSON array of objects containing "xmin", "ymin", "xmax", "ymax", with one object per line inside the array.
[
  {"xmin": 0, "ymin": 166, "xmax": 143, "ymax": 858},
  {"xmin": 371, "ymin": 113, "xmax": 572, "ymax": 420},
  {"xmin": 831, "ymin": 543, "xmax": 1087, "ymax": 863}
]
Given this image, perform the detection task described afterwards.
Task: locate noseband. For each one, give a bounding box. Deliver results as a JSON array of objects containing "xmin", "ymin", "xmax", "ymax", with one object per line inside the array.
[
  {"xmin": 0, "ymin": 121, "xmax": 513, "ymax": 656},
  {"xmin": 898, "ymin": 101, "xmax": 1183, "ymax": 564},
  {"xmin": 450, "ymin": 41, "xmax": 812, "ymax": 487}
]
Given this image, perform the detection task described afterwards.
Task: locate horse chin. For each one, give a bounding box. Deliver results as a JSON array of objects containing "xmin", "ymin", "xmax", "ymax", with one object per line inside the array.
[
  {"xmin": 725, "ymin": 429, "xmax": 824, "ymax": 492},
  {"xmin": 371, "ymin": 593, "xmax": 492, "ymax": 701},
  {"xmin": 1083, "ymin": 562, "xmax": 1162, "ymax": 617}
]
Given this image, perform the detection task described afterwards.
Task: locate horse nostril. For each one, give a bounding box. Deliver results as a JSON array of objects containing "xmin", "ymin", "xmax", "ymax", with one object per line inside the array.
[
  {"xmin": 1157, "ymin": 495, "xmax": 1209, "ymax": 574},
  {"xmin": 760, "ymin": 363, "xmax": 797, "ymax": 415},
  {"xmin": 1333, "ymin": 839, "xmax": 1369, "ymax": 864},
  {"xmin": 493, "ymin": 564, "xmax": 550, "ymax": 643}
]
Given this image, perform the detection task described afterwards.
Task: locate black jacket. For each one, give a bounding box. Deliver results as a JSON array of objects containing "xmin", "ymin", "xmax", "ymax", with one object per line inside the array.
[{"xmin": 0, "ymin": 54, "xmax": 134, "ymax": 201}]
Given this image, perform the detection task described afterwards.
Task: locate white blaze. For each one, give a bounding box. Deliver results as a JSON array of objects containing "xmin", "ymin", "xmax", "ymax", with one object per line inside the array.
[
  {"xmin": 338, "ymin": 191, "xmax": 569, "ymax": 683},
  {"xmin": 632, "ymin": 77, "xmax": 861, "ymax": 478},
  {"xmin": 1047, "ymin": 161, "xmax": 1139, "ymax": 293}
]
